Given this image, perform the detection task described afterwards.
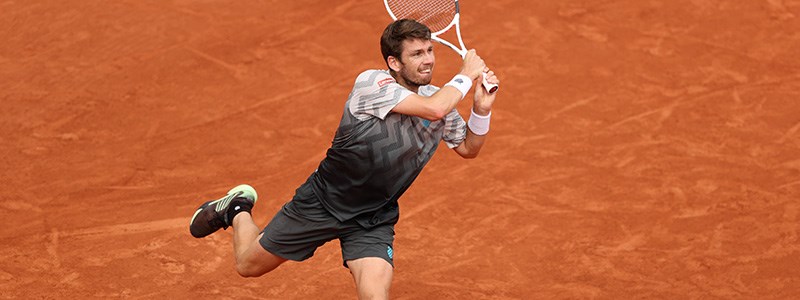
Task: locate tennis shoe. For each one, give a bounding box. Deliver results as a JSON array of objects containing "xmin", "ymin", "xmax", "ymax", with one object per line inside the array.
[{"xmin": 189, "ymin": 184, "xmax": 258, "ymax": 238}]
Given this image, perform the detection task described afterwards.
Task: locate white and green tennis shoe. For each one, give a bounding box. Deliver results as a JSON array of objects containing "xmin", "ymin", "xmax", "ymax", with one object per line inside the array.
[{"xmin": 189, "ymin": 184, "xmax": 258, "ymax": 238}]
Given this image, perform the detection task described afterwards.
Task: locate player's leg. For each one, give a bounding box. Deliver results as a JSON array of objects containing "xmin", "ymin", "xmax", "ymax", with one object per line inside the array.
[
  {"xmin": 247, "ymin": 179, "xmax": 340, "ymax": 275},
  {"xmin": 341, "ymin": 223, "xmax": 396, "ymax": 300},
  {"xmin": 231, "ymin": 212, "xmax": 287, "ymax": 277},
  {"xmin": 189, "ymin": 184, "xmax": 287, "ymax": 277},
  {"xmin": 347, "ymin": 257, "xmax": 393, "ymax": 300}
]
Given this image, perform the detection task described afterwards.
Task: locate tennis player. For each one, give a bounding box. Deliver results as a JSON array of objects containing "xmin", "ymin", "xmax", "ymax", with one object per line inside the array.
[{"xmin": 189, "ymin": 19, "xmax": 500, "ymax": 299}]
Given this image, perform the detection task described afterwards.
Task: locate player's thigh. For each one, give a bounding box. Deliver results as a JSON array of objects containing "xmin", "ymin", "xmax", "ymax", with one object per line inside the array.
[
  {"xmin": 346, "ymin": 257, "xmax": 393, "ymax": 298},
  {"xmin": 258, "ymin": 184, "xmax": 340, "ymax": 262},
  {"xmin": 341, "ymin": 223, "xmax": 395, "ymax": 298},
  {"xmin": 237, "ymin": 232, "xmax": 288, "ymax": 276}
]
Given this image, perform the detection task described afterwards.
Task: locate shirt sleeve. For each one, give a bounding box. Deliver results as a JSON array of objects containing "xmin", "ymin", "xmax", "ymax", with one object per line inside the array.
[
  {"xmin": 442, "ymin": 108, "xmax": 467, "ymax": 148},
  {"xmin": 348, "ymin": 70, "xmax": 415, "ymax": 121}
]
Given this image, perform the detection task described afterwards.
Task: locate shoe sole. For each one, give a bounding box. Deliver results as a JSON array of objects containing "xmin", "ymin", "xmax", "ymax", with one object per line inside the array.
[{"xmin": 190, "ymin": 184, "xmax": 258, "ymax": 226}]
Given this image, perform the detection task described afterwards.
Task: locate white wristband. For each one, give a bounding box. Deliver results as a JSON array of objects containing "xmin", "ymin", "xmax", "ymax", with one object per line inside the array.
[
  {"xmin": 468, "ymin": 109, "xmax": 491, "ymax": 135},
  {"xmin": 444, "ymin": 74, "xmax": 473, "ymax": 100}
]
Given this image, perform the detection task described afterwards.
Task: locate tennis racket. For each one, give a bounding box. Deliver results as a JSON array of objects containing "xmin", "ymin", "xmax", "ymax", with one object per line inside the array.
[{"xmin": 384, "ymin": 0, "xmax": 499, "ymax": 93}]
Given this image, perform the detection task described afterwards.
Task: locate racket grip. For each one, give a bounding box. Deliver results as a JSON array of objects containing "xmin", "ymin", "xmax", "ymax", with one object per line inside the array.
[{"xmin": 482, "ymin": 72, "xmax": 498, "ymax": 94}]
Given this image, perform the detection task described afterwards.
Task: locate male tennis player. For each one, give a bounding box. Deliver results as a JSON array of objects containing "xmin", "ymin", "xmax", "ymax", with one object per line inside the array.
[{"xmin": 189, "ymin": 19, "xmax": 500, "ymax": 299}]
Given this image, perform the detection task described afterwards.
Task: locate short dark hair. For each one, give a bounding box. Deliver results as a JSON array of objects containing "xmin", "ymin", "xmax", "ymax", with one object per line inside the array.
[{"xmin": 380, "ymin": 19, "xmax": 431, "ymax": 67}]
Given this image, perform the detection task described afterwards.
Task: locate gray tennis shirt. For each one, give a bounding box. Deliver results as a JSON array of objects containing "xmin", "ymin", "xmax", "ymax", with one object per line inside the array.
[{"xmin": 310, "ymin": 69, "xmax": 467, "ymax": 228}]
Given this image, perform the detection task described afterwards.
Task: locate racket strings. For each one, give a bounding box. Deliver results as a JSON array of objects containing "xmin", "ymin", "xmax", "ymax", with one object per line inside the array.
[{"xmin": 386, "ymin": 0, "xmax": 457, "ymax": 33}]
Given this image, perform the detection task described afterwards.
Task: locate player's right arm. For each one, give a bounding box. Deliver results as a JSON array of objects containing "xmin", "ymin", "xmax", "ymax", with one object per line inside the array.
[{"xmin": 392, "ymin": 50, "xmax": 486, "ymax": 121}]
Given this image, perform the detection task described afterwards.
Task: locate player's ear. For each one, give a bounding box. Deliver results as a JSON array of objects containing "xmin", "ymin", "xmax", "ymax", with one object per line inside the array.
[{"xmin": 387, "ymin": 56, "xmax": 402, "ymax": 72}]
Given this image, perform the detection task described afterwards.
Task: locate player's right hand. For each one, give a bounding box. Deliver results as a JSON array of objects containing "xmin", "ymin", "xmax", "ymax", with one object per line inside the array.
[{"xmin": 460, "ymin": 49, "xmax": 486, "ymax": 81}]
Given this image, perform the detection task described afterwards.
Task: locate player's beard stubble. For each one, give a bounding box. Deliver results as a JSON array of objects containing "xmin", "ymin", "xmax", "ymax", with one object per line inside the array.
[{"xmin": 397, "ymin": 63, "xmax": 433, "ymax": 88}]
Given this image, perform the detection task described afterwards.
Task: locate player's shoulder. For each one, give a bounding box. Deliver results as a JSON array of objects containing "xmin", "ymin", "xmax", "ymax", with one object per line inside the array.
[
  {"xmin": 354, "ymin": 69, "xmax": 396, "ymax": 89},
  {"xmin": 357, "ymin": 69, "xmax": 390, "ymax": 77},
  {"xmin": 356, "ymin": 69, "xmax": 392, "ymax": 81}
]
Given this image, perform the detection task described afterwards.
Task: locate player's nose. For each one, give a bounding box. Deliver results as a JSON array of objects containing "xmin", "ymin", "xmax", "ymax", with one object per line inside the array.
[{"xmin": 422, "ymin": 51, "xmax": 434, "ymax": 64}]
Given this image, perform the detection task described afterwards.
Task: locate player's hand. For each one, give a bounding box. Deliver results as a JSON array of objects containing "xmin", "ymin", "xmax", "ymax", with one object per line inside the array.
[
  {"xmin": 459, "ymin": 49, "xmax": 486, "ymax": 81},
  {"xmin": 473, "ymin": 68, "xmax": 499, "ymax": 115}
]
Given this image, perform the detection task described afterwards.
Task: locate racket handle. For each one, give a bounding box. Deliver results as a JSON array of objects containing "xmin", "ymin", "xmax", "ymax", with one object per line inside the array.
[{"xmin": 482, "ymin": 72, "xmax": 498, "ymax": 94}]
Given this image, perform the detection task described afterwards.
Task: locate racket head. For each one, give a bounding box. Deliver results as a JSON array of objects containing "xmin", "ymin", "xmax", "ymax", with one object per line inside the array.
[{"xmin": 384, "ymin": 0, "xmax": 459, "ymax": 35}]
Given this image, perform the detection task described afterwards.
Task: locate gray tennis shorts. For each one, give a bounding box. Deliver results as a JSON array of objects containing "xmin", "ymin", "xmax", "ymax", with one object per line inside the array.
[{"xmin": 259, "ymin": 182, "xmax": 395, "ymax": 268}]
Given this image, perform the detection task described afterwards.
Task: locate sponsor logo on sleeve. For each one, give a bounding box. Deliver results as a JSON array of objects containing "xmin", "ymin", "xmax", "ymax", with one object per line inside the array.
[{"xmin": 378, "ymin": 78, "xmax": 395, "ymax": 87}]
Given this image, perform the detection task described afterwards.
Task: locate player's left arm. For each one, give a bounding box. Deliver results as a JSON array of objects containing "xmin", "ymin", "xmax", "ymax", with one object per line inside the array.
[{"xmin": 453, "ymin": 69, "xmax": 499, "ymax": 159}]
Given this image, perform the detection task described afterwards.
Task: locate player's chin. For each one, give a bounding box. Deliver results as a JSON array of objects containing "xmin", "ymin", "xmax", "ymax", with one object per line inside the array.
[{"xmin": 415, "ymin": 73, "xmax": 433, "ymax": 85}]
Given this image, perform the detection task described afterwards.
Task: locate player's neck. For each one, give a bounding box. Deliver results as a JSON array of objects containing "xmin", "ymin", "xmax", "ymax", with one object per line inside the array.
[{"xmin": 390, "ymin": 71, "xmax": 421, "ymax": 93}]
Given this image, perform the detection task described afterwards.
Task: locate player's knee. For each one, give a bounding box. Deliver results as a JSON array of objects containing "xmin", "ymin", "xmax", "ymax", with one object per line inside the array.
[
  {"xmin": 235, "ymin": 261, "xmax": 268, "ymax": 278},
  {"xmin": 358, "ymin": 289, "xmax": 389, "ymax": 300},
  {"xmin": 357, "ymin": 282, "xmax": 390, "ymax": 300}
]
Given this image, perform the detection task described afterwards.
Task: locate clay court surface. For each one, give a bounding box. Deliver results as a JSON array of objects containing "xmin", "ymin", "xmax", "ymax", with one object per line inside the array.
[{"xmin": 2, "ymin": 0, "xmax": 800, "ymax": 298}]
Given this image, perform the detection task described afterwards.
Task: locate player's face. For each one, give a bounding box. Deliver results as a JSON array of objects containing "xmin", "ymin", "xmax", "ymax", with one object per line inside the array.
[{"xmin": 397, "ymin": 38, "xmax": 435, "ymax": 86}]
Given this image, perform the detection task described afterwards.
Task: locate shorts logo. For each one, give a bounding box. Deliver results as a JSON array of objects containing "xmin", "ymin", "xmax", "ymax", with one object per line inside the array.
[
  {"xmin": 387, "ymin": 246, "xmax": 393, "ymax": 259},
  {"xmin": 378, "ymin": 78, "xmax": 395, "ymax": 87}
]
